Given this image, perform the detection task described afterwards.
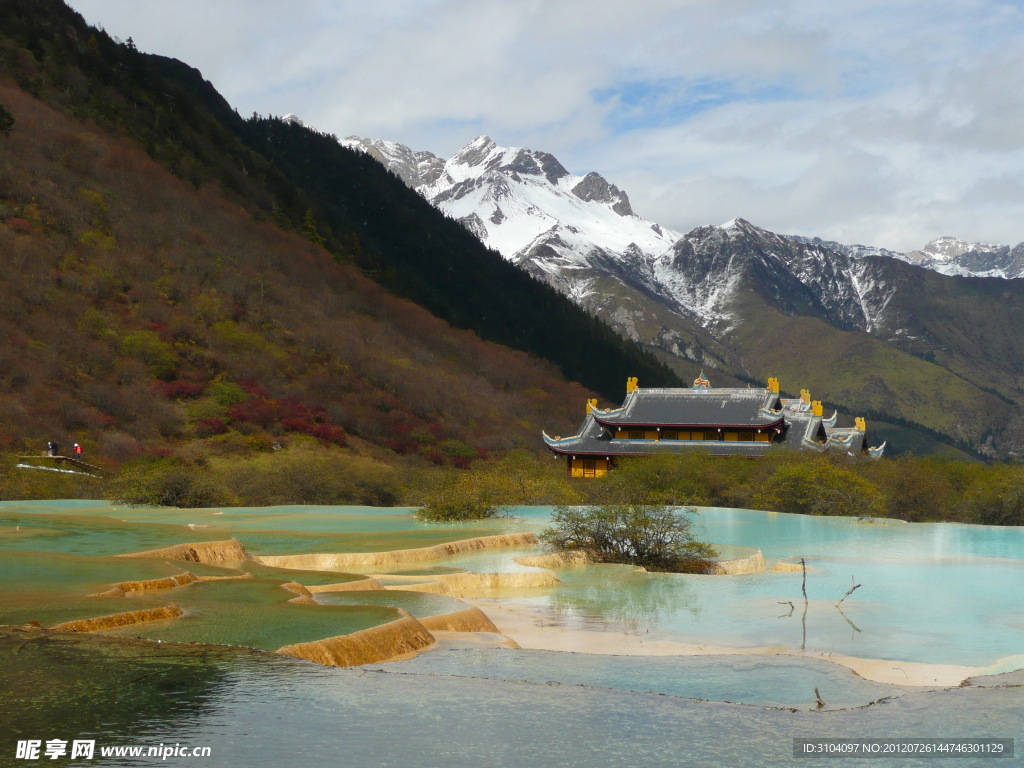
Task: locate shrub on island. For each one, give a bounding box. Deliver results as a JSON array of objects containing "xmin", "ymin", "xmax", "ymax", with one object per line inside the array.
[{"xmin": 541, "ymin": 502, "xmax": 717, "ymax": 573}]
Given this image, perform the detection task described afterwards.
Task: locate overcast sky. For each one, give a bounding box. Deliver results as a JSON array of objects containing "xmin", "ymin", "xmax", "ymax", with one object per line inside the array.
[{"xmin": 67, "ymin": 0, "xmax": 1024, "ymax": 251}]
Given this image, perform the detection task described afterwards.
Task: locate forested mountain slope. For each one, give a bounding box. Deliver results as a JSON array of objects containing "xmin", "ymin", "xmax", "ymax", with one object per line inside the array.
[
  {"xmin": 0, "ymin": 0, "xmax": 678, "ymax": 403},
  {"xmin": 0, "ymin": 45, "xmax": 625, "ymax": 465}
]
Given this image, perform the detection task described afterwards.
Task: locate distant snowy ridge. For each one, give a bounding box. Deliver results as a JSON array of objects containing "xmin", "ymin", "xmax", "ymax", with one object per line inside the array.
[
  {"xmin": 790, "ymin": 233, "xmax": 1024, "ymax": 279},
  {"xmin": 339, "ymin": 132, "xmax": 1022, "ymax": 286},
  {"xmin": 338, "ymin": 132, "xmax": 1022, "ymax": 374}
]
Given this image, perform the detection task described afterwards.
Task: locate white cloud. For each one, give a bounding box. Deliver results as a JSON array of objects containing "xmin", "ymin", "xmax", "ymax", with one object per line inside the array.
[{"xmin": 66, "ymin": 0, "xmax": 1024, "ymax": 250}]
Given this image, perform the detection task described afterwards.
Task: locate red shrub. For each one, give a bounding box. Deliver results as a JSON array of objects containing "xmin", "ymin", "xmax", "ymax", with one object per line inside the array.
[
  {"xmin": 310, "ymin": 423, "xmax": 346, "ymax": 447},
  {"xmin": 280, "ymin": 417, "xmax": 313, "ymax": 433},
  {"xmin": 195, "ymin": 417, "xmax": 229, "ymax": 437},
  {"xmin": 6, "ymin": 218, "xmax": 33, "ymax": 235},
  {"xmin": 227, "ymin": 398, "xmax": 280, "ymax": 428},
  {"xmin": 237, "ymin": 379, "xmax": 269, "ymax": 398},
  {"xmin": 158, "ymin": 380, "xmax": 206, "ymax": 399}
]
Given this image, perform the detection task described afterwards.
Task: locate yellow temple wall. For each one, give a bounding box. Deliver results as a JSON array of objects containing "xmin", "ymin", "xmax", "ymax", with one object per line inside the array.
[{"xmin": 569, "ymin": 458, "xmax": 609, "ymax": 478}]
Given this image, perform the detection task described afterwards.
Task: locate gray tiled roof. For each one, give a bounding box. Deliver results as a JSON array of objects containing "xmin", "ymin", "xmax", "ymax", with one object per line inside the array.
[
  {"xmin": 591, "ymin": 388, "xmax": 783, "ymax": 428},
  {"xmin": 543, "ymin": 415, "xmax": 774, "ymax": 458}
]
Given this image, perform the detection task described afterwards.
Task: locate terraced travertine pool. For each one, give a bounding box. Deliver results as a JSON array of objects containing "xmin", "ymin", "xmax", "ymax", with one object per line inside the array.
[{"xmin": 2, "ymin": 500, "xmax": 1022, "ymax": 767}]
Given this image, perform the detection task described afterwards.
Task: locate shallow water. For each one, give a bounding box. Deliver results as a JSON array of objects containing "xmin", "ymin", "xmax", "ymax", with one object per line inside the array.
[
  {"xmin": 5, "ymin": 501, "xmax": 1024, "ymax": 667},
  {"xmin": 4, "ymin": 501, "xmax": 1024, "ymax": 765},
  {"xmin": 364, "ymin": 646, "xmax": 915, "ymax": 709},
  {"xmin": 97, "ymin": 579, "xmax": 401, "ymax": 649},
  {"xmin": 503, "ymin": 506, "xmax": 1024, "ymax": 667},
  {"xmin": 314, "ymin": 589, "xmax": 468, "ymax": 618},
  {"xmin": 2, "ymin": 627, "xmax": 1020, "ymax": 768}
]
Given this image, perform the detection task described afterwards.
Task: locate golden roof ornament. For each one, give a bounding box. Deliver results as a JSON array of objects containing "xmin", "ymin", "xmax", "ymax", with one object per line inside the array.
[{"xmin": 693, "ymin": 370, "xmax": 711, "ymax": 388}]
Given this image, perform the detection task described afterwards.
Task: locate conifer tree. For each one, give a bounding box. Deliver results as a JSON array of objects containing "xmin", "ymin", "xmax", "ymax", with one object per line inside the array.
[
  {"xmin": 0, "ymin": 103, "xmax": 14, "ymax": 135},
  {"xmin": 301, "ymin": 208, "xmax": 325, "ymax": 248}
]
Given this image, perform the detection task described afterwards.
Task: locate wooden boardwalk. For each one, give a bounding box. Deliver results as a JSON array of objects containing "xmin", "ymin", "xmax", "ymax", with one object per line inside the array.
[{"xmin": 18, "ymin": 455, "xmax": 102, "ymax": 475}]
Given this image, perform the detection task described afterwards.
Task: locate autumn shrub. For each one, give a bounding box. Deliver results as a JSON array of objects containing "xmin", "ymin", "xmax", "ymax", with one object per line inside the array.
[
  {"xmin": 416, "ymin": 470, "xmax": 508, "ymax": 521},
  {"xmin": 750, "ymin": 456, "xmax": 884, "ymax": 518},
  {"xmin": 216, "ymin": 449, "xmax": 400, "ymax": 506},
  {"xmin": 117, "ymin": 329, "xmax": 176, "ymax": 380},
  {"xmin": 207, "ymin": 380, "xmax": 247, "ymax": 406},
  {"xmin": 416, "ymin": 450, "xmax": 577, "ymax": 521},
  {"xmin": 962, "ymin": 465, "xmax": 1024, "ymax": 525},
  {"xmin": 107, "ymin": 458, "xmax": 234, "ymax": 508},
  {"xmin": 194, "ymin": 417, "xmax": 229, "ymax": 437},
  {"xmin": 542, "ymin": 503, "xmax": 717, "ymax": 573},
  {"xmin": 577, "ymin": 452, "xmax": 737, "ymax": 507},
  {"xmin": 860, "ymin": 456, "xmax": 957, "ymax": 521},
  {"xmin": 157, "ymin": 379, "xmax": 206, "ymax": 400},
  {"xmin": 225, "ymin": 393, "xmax": 346, "ymax": 446},
  {"xmin": 308, "ymin": 423, "xmax": 346, "ymax": 447},
  {"xmin": 6, "ymin": 217, "xmax": 32, "ymax": 234}
]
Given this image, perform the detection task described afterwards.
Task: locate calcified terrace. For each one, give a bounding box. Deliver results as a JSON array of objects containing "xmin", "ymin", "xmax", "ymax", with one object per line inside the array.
[
  {"xmin": 0, "ymin": 501, "xmax": 769, "ymax": 670},
  {"xmin": 2, "ymin": 501, "xmax": 1018, "ymax": 688}
]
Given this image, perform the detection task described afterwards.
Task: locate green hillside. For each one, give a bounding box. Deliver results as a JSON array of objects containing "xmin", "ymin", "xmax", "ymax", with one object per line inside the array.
[{"xmin": 725, "ymin": 294, "xmax": 1014, "ymax": 454}]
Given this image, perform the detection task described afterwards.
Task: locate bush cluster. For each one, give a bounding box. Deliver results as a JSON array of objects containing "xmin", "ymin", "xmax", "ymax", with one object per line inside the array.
[
  {"xmin": 101, "ymin": 447, "xmax": 401, "ymax": 508},
  {"xmin": 570, "ymin": 451, "xmax": 1024, "ymax": 526}
]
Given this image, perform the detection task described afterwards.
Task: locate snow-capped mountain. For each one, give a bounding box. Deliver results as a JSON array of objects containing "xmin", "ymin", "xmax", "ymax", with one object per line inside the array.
[
  {"xmin": 340, "ymin": 135, "xmax": 1022, "ymax": 348},
  {"xmin": 341, "ymin": 135, "xmax": 680, "ymax": 304},
  {"xmin": 651, "ymin": 219, "xmax": 898, "ymax": 335},
  {"xmin": 341, "ymin": 135, "xmax": 445, "ymax": 190}
]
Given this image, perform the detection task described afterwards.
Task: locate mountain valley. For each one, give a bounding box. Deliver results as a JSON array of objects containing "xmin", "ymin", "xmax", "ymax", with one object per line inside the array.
[{"xmin": 344, "ymin": 134, "xmax": 1024, "ymax": 457}]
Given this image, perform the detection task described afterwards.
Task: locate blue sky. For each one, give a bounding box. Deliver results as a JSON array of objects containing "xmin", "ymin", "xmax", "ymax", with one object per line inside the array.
[{"xmin": 66, "ymin": 0, "xmax": 1024, "ymax": 251}]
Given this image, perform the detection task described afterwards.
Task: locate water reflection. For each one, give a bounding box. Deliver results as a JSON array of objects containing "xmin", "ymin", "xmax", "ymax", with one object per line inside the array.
[
  {"xmin": 1, "ymin": 627, "xmax": 233, "ymax": 751},
  {"xmin": 545, "ymin": 565, "xmax": 699, "ymax": 633}
]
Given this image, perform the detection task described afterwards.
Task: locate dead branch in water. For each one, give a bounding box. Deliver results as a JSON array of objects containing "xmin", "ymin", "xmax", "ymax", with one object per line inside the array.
[{"xmin": 835, "ymin": 577, "xmax": 861, "ymax": 608}]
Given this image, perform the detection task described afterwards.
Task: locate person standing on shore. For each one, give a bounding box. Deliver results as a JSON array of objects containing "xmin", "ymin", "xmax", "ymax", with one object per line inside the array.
[{"xmin": 74, "ymin": 443, "xmax": 83, "ymax": 458}]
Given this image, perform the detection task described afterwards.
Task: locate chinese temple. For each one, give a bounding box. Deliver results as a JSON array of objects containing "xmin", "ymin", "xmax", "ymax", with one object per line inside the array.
[{"xmin": 543, "ymin": 374, "xmax": 886, "ymax": 478}]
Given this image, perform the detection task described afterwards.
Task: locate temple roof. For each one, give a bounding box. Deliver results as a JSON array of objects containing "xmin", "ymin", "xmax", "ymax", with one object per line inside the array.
[
  {"xmin": 543, "ymin": 382, "xmax": 886, "ymax": 461},
  {"xmin": 542, "ymin": 415, "xmax": 775, "ymax": 458},
  {"xmin": 590, "ymin": 387, "xmax": 784, "ymax": 429}
]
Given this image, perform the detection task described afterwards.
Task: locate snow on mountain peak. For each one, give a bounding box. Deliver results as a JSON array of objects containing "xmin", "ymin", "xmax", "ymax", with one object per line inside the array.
[
  {"xmin": 343, "ymin": 134, "xmax": 680, "ymax": 264},
  {"xmin": 922, "ymin": 235, "xmax": 1002, "ymax": 260}
]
